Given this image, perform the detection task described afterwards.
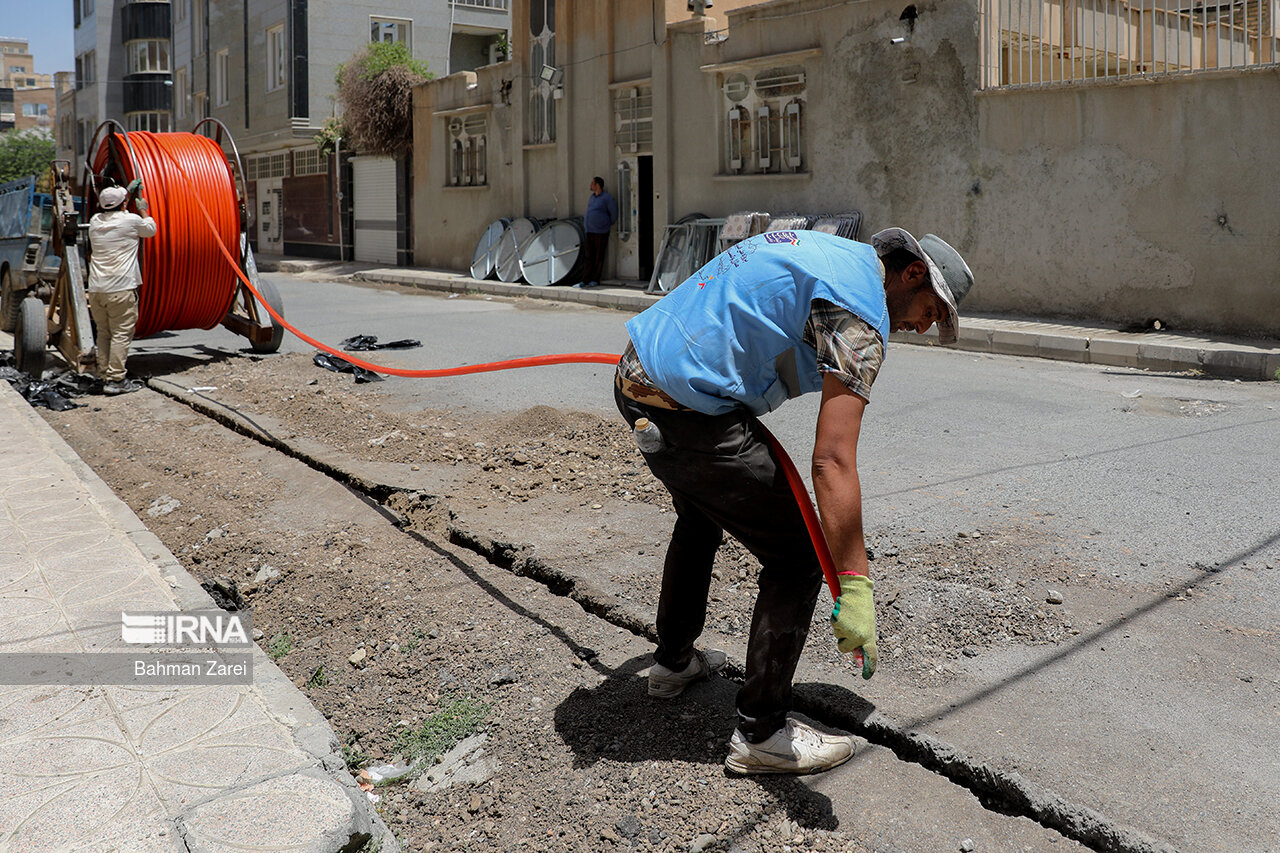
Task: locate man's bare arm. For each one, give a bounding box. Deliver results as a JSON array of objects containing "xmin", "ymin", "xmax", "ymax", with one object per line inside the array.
[{"xmin": 811, "ymin": 373, "xmax": 868, "ymax": 577}]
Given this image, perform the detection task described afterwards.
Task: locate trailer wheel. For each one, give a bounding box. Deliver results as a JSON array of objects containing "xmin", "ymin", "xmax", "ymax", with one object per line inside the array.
[
  {"xmin": 249, "ymin": 278, "xmax": 285, "ymax": 354},
  {"xmin": 14, "ymin": 297, "xmax": 48, "ymax": 378},
  {"xmin": 0, "ymin": 266, "xmax": 22, "ymax": 333}
]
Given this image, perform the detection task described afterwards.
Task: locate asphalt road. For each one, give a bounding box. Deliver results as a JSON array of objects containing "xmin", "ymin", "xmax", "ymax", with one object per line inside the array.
[{"xmin": 140, "ymin": 272, "xmax": 1280, "ymax": 583}]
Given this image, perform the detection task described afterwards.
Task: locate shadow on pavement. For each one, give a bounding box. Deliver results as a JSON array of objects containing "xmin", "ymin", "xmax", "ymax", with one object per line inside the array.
[{"xmin": 554, "ymin": 654, "xmax": 840, "ymax": 833}]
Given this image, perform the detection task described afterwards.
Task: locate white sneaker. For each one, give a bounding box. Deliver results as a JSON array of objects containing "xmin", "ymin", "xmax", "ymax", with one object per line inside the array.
[
  {"xmin": 647, "ymin": 648, "xmax": 727, "ymax": 698},
  {"xmin": 724, "ymin": 718, "xmax": 858, "ymax": 775}
]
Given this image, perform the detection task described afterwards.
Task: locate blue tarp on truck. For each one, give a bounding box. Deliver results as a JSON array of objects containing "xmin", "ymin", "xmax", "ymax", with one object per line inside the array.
[{"xmin": 0, "ymin": 177, "xmax": 36, "ymax": 241}]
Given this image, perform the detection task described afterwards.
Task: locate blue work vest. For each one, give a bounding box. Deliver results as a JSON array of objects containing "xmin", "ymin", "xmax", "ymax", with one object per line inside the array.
[{"xmin": 626, "ymin": 230, "xmax": 889, "ymax": 416}]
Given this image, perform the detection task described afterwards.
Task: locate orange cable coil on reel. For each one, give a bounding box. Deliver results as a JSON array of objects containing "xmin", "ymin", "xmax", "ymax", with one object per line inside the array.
[{"xmin": 90, "ymin": 131, "xmax": 241, "ymax": 338}]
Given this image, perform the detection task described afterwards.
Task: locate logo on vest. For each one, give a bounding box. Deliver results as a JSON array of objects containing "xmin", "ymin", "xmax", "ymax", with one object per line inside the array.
[{"xmin": 763, "ymin": 231, "xmax": 800, "ymax": 246}]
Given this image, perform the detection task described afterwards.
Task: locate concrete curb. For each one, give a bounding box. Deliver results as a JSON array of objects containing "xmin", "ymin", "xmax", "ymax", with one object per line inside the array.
[
  {"xmin": 347, "ymin": 267, "xmax": 1280, "ymax": 381},
  {"xmin": 0, "ymin": 379, "xmax": 400, "ymax": 853}
]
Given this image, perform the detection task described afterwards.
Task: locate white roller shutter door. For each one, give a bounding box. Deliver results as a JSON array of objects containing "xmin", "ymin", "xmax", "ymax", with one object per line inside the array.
[{"xmin": 352, "ymin": 156, "xmax": 398, "ymax": 264}]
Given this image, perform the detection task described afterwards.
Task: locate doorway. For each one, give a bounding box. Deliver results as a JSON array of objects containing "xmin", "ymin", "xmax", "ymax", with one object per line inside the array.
[{"xmin": 638, "ymin": 155, "xmax": 653, "ymax": 281}]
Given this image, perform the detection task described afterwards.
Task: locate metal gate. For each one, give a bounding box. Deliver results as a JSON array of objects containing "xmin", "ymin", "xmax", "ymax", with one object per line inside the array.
[{"xmin": 352, "ymin": 156, "xmax": 398, "ymax": 264}]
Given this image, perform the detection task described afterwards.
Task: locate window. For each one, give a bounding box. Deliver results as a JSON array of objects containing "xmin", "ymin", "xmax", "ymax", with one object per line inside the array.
[
  {"xmin": 22, "ymin": 103, "xmax": 49, "ymax": 117},
  {"xmin": 370, "ymin": 17, "xmax": 412, "ymax": 50},
  {"xmin": 267, "ymin": 25, "xmax": 286, "ymax": 92},
  {"xmin": 615, "ymin": 161, "xmax": 632, "ymax": 239},
  {"xmin": 174, "ymin": 0, "xmax": 187, "ymax": 23},
  {"xmin": 527, "ymin": 0, "xmax": 555, "ymax": 144},
  {"xmin": 126, "ymin": 112, "xmax": 171, "ymax": 132},
  {"xmin": 292, "ymin": 147, "xmax": 325, "ymax": 176},
  {"xmin": 77, "ymin": 119, "xmax": 92, "ymax": 155},
  {"xmin": 247, "ymin": 152, "xmax": 288, "ymax": 180},
  {"xmin": 8, "ymin": 65, "xmax": 24, "ymax": 73},
  {"xmin": 612, "ymin": 86, "xmax": 652, "ymax": 154},
  {"xmin": 174, "ymin": 67, "xmax": 187, "ymax": 120},
  {"xmin": 127, "ymin": 40, "xmax": 171, "ymax": 74},
  {"xmin": 75, "ymin": 50, "xmax": 96, "ymax": 89},
  {"xmin": 214, "ymin": 49, "xmax": 230, "ymax": 106},
  {"xmin": 720, "ymin": 65, "xmax": 806, "ymax": 175},
  {"xmin": 81, "ymin": 0, "xmax": 94, "ymax": 17},
  {"xmin": 193, "ymin": 91, "xmax": 207, "ymax": 120},
  {"xmin": 447, "ymin": 113, "xmax": 488, "ymax": 186}
]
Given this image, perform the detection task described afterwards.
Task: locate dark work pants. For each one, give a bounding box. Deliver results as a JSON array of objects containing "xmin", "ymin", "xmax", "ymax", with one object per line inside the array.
[
  {"xmin": 615, "ymin": 386, "xmax": 824, "ymax": 742},
  {"xmin": 582, "ymin": 231, "xmax": 608, "ymax": 284}
]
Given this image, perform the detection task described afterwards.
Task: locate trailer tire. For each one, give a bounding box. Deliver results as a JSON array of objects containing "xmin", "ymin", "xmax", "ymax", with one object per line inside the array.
[
  {"xmin": 249, "ymin": 278, "xmax": 285, "ymax": 354},
  {"xmin": 0, "ymin": 266, "xmax": 23, "ymax": 333},
  {"xmin": 15, "ymin": 297, "xmax": 48, "ymax": 378}
]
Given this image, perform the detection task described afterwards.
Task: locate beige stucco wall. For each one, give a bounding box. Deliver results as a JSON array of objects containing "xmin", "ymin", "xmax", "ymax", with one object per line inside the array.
[{"xmin": 972, "ymin": 68, "xmax": 1280, "ymax": 336}]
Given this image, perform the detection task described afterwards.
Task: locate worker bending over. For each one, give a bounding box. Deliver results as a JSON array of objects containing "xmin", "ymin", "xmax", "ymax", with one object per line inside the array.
[
  {"xmin": 88, "ymin": 184, "xmax": 155, "ymax": 395},
  {"xmin": 616, "ymin": 227, "xmax": 973, "ymax": 775}
]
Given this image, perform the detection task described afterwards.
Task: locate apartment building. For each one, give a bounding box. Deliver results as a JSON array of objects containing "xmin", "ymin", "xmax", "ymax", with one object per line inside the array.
[
  {"xmin": 0, "ymin": 37, "xmax": 57, "ymax": 132},
  {"xmin": 60, "ymin": 0, "xmax": 174, "ymax": 171},
  {"xmin": 170, "ymin": 0, "xmax": 510, "ymax": 260}
]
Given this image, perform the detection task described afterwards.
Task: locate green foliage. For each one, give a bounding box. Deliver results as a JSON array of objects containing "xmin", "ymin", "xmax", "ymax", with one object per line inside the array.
[
  {"xmin": 493, "ymin": 34, "xmax": 510, "ymax": 62},
  {"xmin": 306, "ymin": 665, "xmax": 328, "ymax": 688},
  {"xmin": 392, "ymin": 694, "xmax": 489, "ymax": 764},
  {"xmin": 1274, "ymin": 367, "xmax": 1280, "ymax": 381},
  {"xmin": 267, "ymin": 633, "xmax": 293, "ymax": 660},
  {"xmin": 342, "ymin": 734, "xmax": 372, "ymax": 772},
  {"xmin": 0, "ymin": 129, "xmax": 55, "ymax": 185},
  {"xmin": 314, "ymin": 117, "xmax": 347, "ymax": 158}
]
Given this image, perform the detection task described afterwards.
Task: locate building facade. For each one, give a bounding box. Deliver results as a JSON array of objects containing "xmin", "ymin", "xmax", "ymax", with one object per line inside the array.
[
  {"xmin": 170, "ymin": 0, "xmax": 510, "ymax": 259},
  {"xmin": 61, "ymin": 0, "xmax": 174, "ymax": 173},
  {"xmin": 411, "ymin": 0, "xmax": 1280, "ymax": 337},
  {"xmin": 0, "ymin": 38, "xmax": 58, "ymax": 133}
]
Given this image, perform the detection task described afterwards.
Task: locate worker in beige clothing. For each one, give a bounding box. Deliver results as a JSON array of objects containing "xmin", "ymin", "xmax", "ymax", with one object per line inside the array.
[{"xmin": 88, "ymin": 184, "xmax": 155, "ymax": 395}]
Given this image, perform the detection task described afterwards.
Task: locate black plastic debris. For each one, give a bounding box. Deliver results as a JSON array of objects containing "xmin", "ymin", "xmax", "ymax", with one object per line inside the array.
[
  {"xmin": 313, "ymin": 351, "xmax": 383, "ymax": 383},
  {"xmin": 339, "ymin": 334, "xmax": 421, "ymax": 352},
  {"xmin": 1, "ymin": 355, "xmax": 100, "ymax": 410}
]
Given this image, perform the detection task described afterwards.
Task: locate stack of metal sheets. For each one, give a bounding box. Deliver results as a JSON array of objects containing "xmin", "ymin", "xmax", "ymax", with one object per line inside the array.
[
  {"xmin": 647, "ymin": 218, "xmax": 725, "ymax": 295},
  {"xmin": 808, "ymin": 211, "xmax": 862, "ymax": 241}
]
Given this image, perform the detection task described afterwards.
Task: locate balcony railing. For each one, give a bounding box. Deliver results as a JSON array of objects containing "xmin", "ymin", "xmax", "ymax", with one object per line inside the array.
[
  {"xmin": 982, "ymin": 0, "xmax": 1280, "ymax": 87},
  {"xmin": 451, "ymin": 0, "xmax": 508, "ymax": 9}
]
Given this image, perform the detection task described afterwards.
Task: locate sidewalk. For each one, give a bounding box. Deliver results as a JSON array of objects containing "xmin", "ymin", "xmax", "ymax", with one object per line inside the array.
[
  {"xmin": 0, "ymin": 378, "xmax": 396, "ymax": 853},
  {"xmin": 334, "ymin": 264, "xmax": 1280, "ymax": 381}
]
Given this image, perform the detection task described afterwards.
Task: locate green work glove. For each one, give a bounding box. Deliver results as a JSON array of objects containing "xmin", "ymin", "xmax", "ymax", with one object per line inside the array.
[
  {"xmin": 127, "ymin": 179, "xmax": 143, "ymax": 193},
  {"xmin": 830, "ymin": 573, "xmax": 877, "ymax": 679}
]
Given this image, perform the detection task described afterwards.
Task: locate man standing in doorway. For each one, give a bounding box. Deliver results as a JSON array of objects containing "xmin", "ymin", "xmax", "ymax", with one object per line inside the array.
[
  {"xmin": 578, "ymin": 176, "xmax": 617, "ymax": 289},
  {"xmin": 615, "ymin": 227, "xmax": 974, "ymax": 775},
  {"xmin": 88, "ymin": 183, "xmax": 156, "ymax": 395}
]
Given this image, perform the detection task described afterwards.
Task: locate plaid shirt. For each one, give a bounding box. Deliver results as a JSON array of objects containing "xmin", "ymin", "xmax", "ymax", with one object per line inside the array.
[{"xmin": 619, "ymin": 298, "xmax": 884, "ymax": 405}]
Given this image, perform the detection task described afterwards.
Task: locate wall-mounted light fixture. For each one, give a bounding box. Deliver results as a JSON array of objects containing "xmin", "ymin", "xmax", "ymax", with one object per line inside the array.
[{"xmin": 539, "ymin": 65, "xmax": 564, "ymax": 86}]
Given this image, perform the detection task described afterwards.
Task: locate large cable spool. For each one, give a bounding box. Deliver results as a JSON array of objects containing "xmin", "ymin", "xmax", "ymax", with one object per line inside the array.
[
  {"xmin": 88, "ymin": 128, "xmax": 241, "ymax": 338},
  {"xmin": 495, "ymin": 216, "xmax": 542, "ymax": 283}
]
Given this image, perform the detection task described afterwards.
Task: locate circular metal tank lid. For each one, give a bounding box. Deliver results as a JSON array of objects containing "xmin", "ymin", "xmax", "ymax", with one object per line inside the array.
[
  {"xmin": 519, "ymin": 219, "xmax": 584, "ymax": 287},
  {"xmin": 495, "ymin": 217, "xmax": 542, "ymax": 283},
  {"xmin": 469, "ymin": 218, "xmax": 510, "ymax": 280}
]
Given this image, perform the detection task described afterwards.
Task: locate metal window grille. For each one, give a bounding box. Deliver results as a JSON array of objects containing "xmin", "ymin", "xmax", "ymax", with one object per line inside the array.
[
  {"xmin": 721, "ymin": 66, "xmax": 807, "ymax": 175},
  {"xmin": 782, "ymin": 99, "xmax": 803, "ymax": 170},
  {"xmin": 293, "ymin": 148, "xmax": 325, "ymax": 176},
  {"xmin": 448, "ymin": 115, "xmax": 488, "ymax": 185},
  {"xmin": 248, "ymin": 153, "xmax": 287, "ymax": 180},
  {"xmin": 756, "ymin": 104, "xmax": 772, "ymax": 170},
  {"xmin": 982, "ymin": 0, "xmax": 1279, "ymax": 88},
  {"xmin": 527, "ymin": 0, "xmax": 556, "ymax": 144},
  {"xmin": 613, "ymin": 86, "xmax": 653, "ymax": 154}
]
